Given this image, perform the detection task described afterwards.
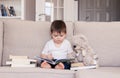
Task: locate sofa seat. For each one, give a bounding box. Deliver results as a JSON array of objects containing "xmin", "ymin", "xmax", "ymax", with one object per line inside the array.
[
  {"xmin": 76, "ymin": 67, "xmax": 120, "ymax": 78},
  {"xmin": 0, "ymin": 67, "xmax": 75, "ymax": 78}
]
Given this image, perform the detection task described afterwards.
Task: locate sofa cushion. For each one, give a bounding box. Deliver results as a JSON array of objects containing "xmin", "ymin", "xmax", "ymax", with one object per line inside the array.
[
  {"xmin": 76, "ymin": 67, "xmax": 120, "ymax": 78},
  {"xmin": 2, "ymin": 20, "xmax": 74, "ymax": 65},
  {"xmin": 74, "ymin": 22, "xmax": 120, "ymax": 67},
  {"xmin": 0, "ymin": 21, "xmax": 3, "ymax": 66},
  {"xmin": 0, "ymin": 67, "xmax": 75, "ymax": 78}
]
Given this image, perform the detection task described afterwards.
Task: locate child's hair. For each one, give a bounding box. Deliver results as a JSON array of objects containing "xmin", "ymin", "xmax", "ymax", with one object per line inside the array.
[{"xmin": 50, "ymin": 20, "xmax": 66, "ymax": 34}]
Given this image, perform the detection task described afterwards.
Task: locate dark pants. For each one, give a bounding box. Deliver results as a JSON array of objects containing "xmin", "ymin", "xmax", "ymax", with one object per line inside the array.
[
  {"xmin": 40, "ymin": 59, "xmax": 71, "ymax": 70},
  {"xmin": 49, "ymin": 61, "xmax": 71, "ymax": 69}
]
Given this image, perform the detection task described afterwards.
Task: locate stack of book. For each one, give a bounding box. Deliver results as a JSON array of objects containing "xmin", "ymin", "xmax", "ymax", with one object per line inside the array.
[
  {"xmin": 6, "ymin": 55, "xmax": 37, "ymax": 67},
  {"xmin": 70, "ymin": 62, "xmax": 97, "ymax": 70},
  {"xmin": 0, "ymin": 4, "xmax": 16, "ymax": 16}
]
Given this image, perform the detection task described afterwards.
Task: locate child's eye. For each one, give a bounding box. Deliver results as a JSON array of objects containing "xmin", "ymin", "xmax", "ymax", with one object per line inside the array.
[
  {"xmin": 60, "ymin": 35, "xmax": 63, "ymax": 37},
  {"xmin": 54, "ymin": 35, "xmax": 58, "ymax": 37}
]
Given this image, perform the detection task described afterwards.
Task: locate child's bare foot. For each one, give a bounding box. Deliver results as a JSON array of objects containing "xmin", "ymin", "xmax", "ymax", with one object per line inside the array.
[
  {"xmin": 55, "ymin": 62, "xmax": 64, "ymax": 69},
  {"xmin": 40, "ymin": 61, "xmax": 51, "ymax": 69}
]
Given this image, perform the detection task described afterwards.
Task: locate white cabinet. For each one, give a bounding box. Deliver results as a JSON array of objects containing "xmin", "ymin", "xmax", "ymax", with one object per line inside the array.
[
  {"xmin": 0, "ymin": 0, "xmax": 35, "ymax": 20},
  {"xmin": 0, "ymin": 0, "xmax": 76, "ymax": 21},
  {"xmin": 36, "ymin": 0, "xmax": 75, "ymax": 22},
  {"xmin": 52, "ymin": 0, "xmax": 64, "ymax": 21},
  {"xmin": 36, "ymin": 0, "xmax": 45, "ymax": 21},
  {"xmin": 64, "ymin": 0, "xmax": 75, "ymax": 21},
  {"xmin": 0, "ymin": 0, "xmax": 22, "ymax": 19}
]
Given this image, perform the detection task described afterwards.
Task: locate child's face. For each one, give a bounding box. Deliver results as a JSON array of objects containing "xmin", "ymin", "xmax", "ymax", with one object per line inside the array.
[{"xmin": 51, "ymin": 31, "xmax": 66, "ymax": 44}]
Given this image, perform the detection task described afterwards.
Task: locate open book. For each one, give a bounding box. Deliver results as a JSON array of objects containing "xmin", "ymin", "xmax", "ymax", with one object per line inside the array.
[{"xmin": 34, "ymin": 56, "xmax": 74, "ymax": 65}]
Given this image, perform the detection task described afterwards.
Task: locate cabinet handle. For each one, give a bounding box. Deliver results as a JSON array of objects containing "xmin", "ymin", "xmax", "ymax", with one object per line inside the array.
[
  {"xmin": 39, "ymin": 13, "xmax": 46, "ymax": 16},
  {"xmin": 85, "ymin": 16, "xmax": 89, "ymax": 20}
]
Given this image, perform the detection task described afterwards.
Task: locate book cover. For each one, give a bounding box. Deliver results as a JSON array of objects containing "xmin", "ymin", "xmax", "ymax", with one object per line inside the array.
[
  {"xmin": 5, "ymin": 6, "xmax": 10, "ymax": 16},
  {"xmin": 0, "ymin": 4, "xmax": 7, "ymax": 16},
  {"xmin": 34, "ymin": 56, "xmax": 74, "ymax": 65},
  {"xmin": 6, "ymin": 59, "xmax": 37, "ymax": 65},
  {"xmin": 11, "ymin": 64, "xmax": 36, "ymax": 67},
  {"xmin": 9, "ymin": 55, "xmax": 28, "ymax": 59},
  {"xmin": 70, "ymin": 65, "xmax": 97, "ymax": 70},
  {"xmin": 71, "ymin": 62, "xmax": 84, "ymax": 67},
  {"xmin": 9, "ymin": 6, "xmax": 16, "ymax": 16},
  {"xmin": 0, "ymin": 10, "xmax": 1, "ymax": 16}
]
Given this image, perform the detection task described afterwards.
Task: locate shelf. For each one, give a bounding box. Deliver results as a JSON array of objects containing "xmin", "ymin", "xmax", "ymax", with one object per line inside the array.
[{"xmin": 0, "ymin": 16, "xmax": 21, "ymax": 19}]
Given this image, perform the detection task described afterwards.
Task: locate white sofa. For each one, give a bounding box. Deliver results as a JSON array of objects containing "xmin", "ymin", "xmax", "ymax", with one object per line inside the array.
[{"xmin": 0, "ymin": 20, "xmax": 120, "ymax": 78}]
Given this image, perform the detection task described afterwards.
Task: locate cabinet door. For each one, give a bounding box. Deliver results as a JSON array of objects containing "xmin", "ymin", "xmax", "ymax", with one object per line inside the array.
[
  {"xmin": 36, "ymin": 0, "xmax": 46, "ymax": 21},
  {"xmin": 79, "ymin": 0, "xmax": 112, "ymax": 21},
  {"xmin": 64, "ymin": 0, "xmax": 74, "ymax": 21}
]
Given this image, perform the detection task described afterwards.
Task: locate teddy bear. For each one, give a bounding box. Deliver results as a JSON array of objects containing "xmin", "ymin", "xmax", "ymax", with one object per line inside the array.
[{"xmin": 67, "ymin": 34, "xmax": 98, "ymax": 66}]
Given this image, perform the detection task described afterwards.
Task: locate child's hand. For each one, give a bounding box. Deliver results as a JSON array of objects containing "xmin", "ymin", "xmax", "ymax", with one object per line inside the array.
[
  {"xmin": 47, "ymin": 53, "xmax": 53, "ymax": 60},
  {"xmin": 40, "ymin": 54, "xmax": 47, "ymax": 59}
]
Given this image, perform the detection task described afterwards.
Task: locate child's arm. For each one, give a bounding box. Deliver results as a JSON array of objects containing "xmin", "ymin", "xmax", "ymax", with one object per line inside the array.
[
  {"xmin": 41, "ymin": 41, "xmax": 53, "ymax": 60},
  {"xmin": 40, "ymin": 54, "xmax": 47, "ymax": 59},
  {"xmin": 40, "ymin": 53, "xmax": 53, "ymax": 60},
  {"xmin": 47, "ymin": 53, "xmax": 53, "ymax": 60}
]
